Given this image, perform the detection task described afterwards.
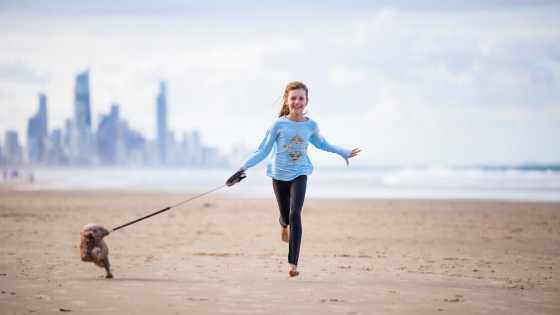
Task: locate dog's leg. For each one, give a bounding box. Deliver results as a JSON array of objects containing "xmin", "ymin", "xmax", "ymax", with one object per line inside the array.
[
  {"xmin": 90, "ymin": 248, "xmax": 112, "ymax": 278},
  {"xmin": 103, "ymin": 257, "xmax": 113, "ymax": 279}
]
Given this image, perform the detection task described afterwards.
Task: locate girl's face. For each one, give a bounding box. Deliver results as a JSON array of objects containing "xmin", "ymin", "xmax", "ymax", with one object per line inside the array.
[{"xmin": 287, "ymin": 89, "xmax": 308, "ymax": 115}]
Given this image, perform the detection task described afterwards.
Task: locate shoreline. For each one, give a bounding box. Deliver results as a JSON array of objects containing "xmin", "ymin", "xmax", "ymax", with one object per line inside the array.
[
  {"xmin": 2, "ymin": 184, "xmax": 560, "ymax": 204},
  {"xmin": 2, "ymin": 165, "xmax": 559, "ymax": 202}
]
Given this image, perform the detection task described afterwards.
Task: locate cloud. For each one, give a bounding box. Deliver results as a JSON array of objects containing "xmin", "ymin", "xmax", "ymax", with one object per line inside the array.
[
  {"xmin": 328, "ymin": 7, "xmax": 560, "ymax": 109},
  {"xmin": 0, "ymin": 4, "xmax": 559, "ymax": 164},
  {"xmin": 1, "ymin": 1, "xmax": 558, "ymax": 18},
  {"xmin": 0, "ymin": 62, "xmax": 48, "ymax": 84},
  {"xmin": 327, "ymin": 64, "xmax": 368, "ymax": 88}
]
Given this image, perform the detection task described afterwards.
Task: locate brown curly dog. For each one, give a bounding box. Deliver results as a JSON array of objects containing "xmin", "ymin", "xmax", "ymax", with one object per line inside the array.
[{"xmin": 79, "ymin": 223, "xmax": 113, "ymax": 278}]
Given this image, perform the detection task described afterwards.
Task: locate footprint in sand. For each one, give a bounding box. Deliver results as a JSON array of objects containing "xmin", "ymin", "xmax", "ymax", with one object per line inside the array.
[
  {"xmin": 320, "ymin": 298, "xmax": 345, "ymax": 303},
  {"xmin": 444, "ymin": 294, "xmax": 464, "ymax": 303},
  {"xmin": 192, "ymin": 252, "xmax": 240, "ymax": 257},
  {"xmin": 506, "ymin": 278, "xmax": 535, "ymax": 290},
  {"xmin": 34, "ymin": 294, "xmax": 51, "ymax": 301}
]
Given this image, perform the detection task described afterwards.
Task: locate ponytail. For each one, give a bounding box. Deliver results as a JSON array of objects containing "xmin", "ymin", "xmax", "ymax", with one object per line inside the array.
[{"xmin": 278, "ymin": 102, "xmax": 290, "ymax": 117}]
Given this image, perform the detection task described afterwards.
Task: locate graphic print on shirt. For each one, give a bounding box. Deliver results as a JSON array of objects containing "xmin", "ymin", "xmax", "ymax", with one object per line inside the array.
[{"xmin": 284, "ymin": 135, "xmax": 304, "ymax": 161}]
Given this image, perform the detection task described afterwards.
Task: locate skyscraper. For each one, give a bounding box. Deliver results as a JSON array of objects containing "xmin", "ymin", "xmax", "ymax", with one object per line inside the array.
[
  {"xmin": 156, "ymin": 81, "xmax": 168, "ymax": 164},
  {"xmin": 27, "ymin": 93, "xmax": 48, "ymax": 162},
  {"xmin": 4, "ymin": 130, "xmax": 23, "ymax": 164},
  {"xmin": 72, "ymin": 70, "xmax": 94, "ymax": 164},
  {"xmin": 97, "ymin": 104, "xmax": 120, "ymax": 164},
  {"xmin": 39, "ymin": 93, "xmax": 48, "ymax": 131},
  {"xmin": 47, "ymin": 128, "xmax": 65, "ymax": 164},
  {"xmin": 74, "ymin": 70, "xmax": 91, "ymax": 130}
]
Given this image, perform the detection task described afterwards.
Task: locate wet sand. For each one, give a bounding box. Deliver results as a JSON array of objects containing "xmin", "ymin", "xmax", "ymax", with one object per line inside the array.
[{"xmin": 0, "ymin": 190, "xmax": 559, "ymax": 314}]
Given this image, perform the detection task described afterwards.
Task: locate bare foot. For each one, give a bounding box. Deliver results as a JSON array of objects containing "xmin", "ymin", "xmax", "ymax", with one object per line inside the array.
[
  {"xmin": 289, "ymin": 264, "xmax": 299, "ymax": 277},
  {"xmin": 105, "ymin": 273, "xmax": 113, "ymax": 279},
  {"xmin": 281, "ymin": 227, "xmax": 289, "ymax": 243}
]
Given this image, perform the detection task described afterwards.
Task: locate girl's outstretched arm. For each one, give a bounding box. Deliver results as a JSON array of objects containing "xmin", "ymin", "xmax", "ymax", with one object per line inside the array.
[
  {"xmin": 309, "ymin": 125, "xmax": 351, "ymax": 160},
  {"xmin": 240, "ymin": 123, "xmax": 278, "ymax": 170}
]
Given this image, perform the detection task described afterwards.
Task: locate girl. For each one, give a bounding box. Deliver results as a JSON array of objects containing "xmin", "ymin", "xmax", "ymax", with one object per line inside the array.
[{"xmin": 226, "ymin": 81, "xmax": 361, "ymax": 277}]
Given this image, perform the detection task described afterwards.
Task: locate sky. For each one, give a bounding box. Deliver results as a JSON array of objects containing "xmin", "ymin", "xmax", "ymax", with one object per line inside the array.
[{"xmin": 0, "ymin": 0, "xmax": 559, "ymax": 166}]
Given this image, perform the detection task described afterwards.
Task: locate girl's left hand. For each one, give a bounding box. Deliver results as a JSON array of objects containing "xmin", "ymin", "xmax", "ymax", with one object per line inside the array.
[{"xmin": 345, "ymin": 148, "xmax": 362, "ymax": 166}]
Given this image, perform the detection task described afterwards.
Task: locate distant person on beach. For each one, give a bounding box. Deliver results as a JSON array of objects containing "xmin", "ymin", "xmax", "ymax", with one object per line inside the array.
[{"xmin": 226, "ymin": 81, "xmax": 361, "ymax": 277}]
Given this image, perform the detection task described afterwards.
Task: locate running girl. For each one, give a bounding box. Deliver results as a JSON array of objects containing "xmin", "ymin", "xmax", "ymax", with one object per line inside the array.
[{"xmin": 226, "ymin": 81, "xmax": 361, "ymax": 277}]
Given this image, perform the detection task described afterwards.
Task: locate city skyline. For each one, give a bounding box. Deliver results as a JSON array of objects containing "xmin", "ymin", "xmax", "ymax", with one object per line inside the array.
[{"xmin": 0, "ymin": 69, "xmax": 239, "ymax": 167}]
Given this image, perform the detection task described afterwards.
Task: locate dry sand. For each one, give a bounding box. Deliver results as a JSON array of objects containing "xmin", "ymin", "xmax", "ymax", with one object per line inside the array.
[{"xmin": 0, "ymin": 189, "xmax": 559, "ymax": 314}]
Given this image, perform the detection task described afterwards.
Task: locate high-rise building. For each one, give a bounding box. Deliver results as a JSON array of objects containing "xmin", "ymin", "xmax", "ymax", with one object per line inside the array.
[
  {"xmin": 4, "ymin": 130, "xmax": 23, "ymax": 164},
  {"xmin": 75, "ymin": 70, "xmax": 91, "ymax": 130},
  {"xmin": 27, "ymin": 93, "xmax": 48, "ymax": 162},
  {"xmin": 47, "ymin": 128, "xmax": 66, "ymax": 165},
  {"xmin": 72, "ymin": 70, "xmax": 94, "ymax": 164},
  {"xmin": 156, "ymin": 81, "xmax": 168, "ymax": 164},
  {"xmin": 63, "ymin": 119, "xmax": 72, "ymax": 148},
  {"xmin": 97, "ymin": 104, "xmax": 120, "ymax": 164},
  {"xmin": 121, "ymin": 120, "xmax": 146, "ymax": 166},
  {"xmin": 39, "ymin": 93, "xmax": 47, "ymax": 131},
  {"xmin": 182, "ymin": 130, "xmax": 203, "ymax": 166}
]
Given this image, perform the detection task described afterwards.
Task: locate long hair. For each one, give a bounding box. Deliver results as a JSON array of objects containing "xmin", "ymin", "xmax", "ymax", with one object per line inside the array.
[{"xmin": 278, "ymin": 81, "xmax": 309, "ymax": 117}]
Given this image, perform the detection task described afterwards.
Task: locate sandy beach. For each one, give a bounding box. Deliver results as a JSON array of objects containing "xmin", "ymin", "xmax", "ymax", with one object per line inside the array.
[{"xmin": 0, "ymin": 189, "xmax": 559, "ymax": 314}]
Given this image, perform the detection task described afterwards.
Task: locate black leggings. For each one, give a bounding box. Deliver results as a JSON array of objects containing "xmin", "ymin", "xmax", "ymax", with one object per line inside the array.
[{"xmin": 272, "ymin": 175, "xmax": 307, "ymax": 266}]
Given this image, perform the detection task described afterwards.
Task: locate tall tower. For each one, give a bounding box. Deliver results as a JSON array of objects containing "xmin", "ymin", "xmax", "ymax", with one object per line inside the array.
[
  {"xmin": 97, "ymin": 103, "xmax": 120, "ymax": 164},
  {"xmin": 38, "ymin": 93, "xmax": 48, "ymax": 135},
  {"xmin": 72, "ymin": 70, "xmax": 93, "ymax": 164},
  {"xmin": 156, "ymin": 81, "xmax": 168, "ymax": 164},
  {"xmin": 5, "ymin": 130, "xmax": 23, "ymax": 164},
  {"xmin": 74, "ymin": 70, "xmax": 91, "ymax": 130},
  {"xmin": 27, "ymin": 93, "xmax": 48, "ymax": 162}
]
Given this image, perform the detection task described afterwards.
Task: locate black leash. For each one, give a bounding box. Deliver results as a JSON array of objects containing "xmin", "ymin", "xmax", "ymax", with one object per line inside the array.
[{"xmin": 110, "ymin": 184, "xmax": 227, "ymax": 233}]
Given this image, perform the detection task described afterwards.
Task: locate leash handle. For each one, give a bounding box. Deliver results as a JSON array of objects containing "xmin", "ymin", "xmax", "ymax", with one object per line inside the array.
[{"xmin": 110, "ymin": 184, "xmax": 227, "ymax": 233}]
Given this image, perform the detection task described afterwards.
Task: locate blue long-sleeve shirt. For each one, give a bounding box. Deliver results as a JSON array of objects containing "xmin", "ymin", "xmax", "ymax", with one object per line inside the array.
[{"xmin": 240, "ymin": 116, "xmax": 351, "ymax": 181}]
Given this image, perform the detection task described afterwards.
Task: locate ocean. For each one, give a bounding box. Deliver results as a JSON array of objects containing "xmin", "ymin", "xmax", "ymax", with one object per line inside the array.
[{"xmin": 8, "ymin": 165, "xmax": 560, "ymax": 202}]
